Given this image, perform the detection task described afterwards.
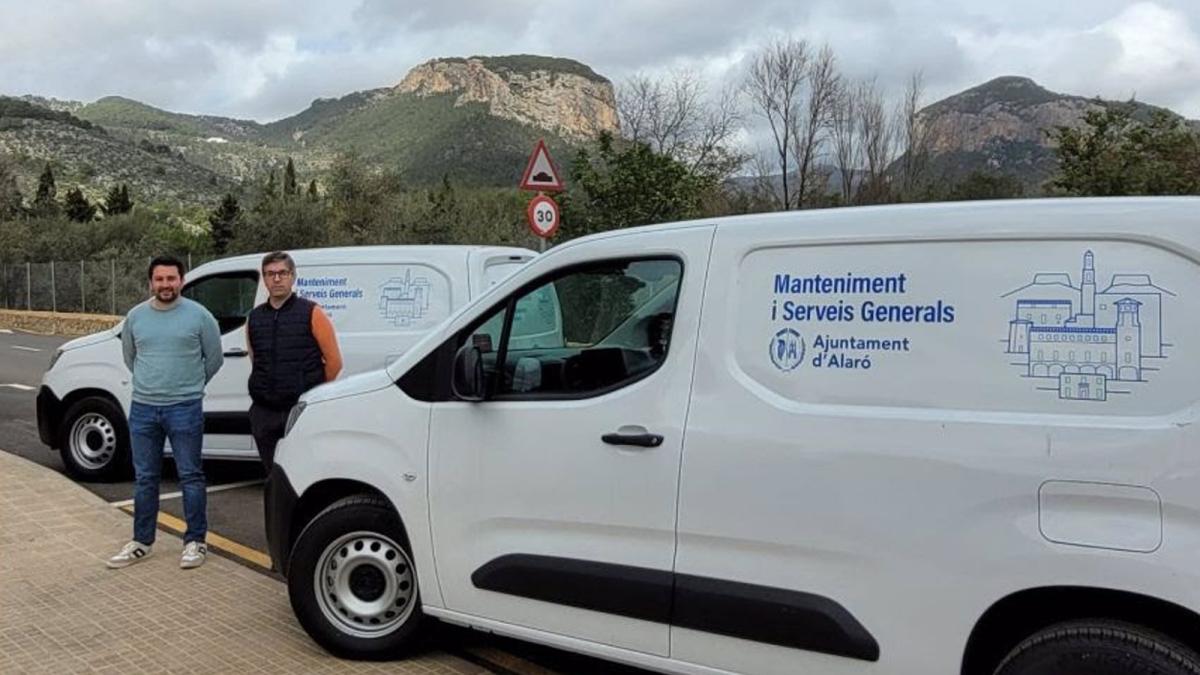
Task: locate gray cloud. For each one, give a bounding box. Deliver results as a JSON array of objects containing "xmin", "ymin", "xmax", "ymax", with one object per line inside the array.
[{"xmin": 0, "ymin": 0, "xmax": 1196, "ymax": 122}]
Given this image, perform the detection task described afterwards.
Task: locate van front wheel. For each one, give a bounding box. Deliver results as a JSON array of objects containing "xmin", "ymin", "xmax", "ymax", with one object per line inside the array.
[
  {"xmin": 287, "ymin": 496, "xmax": 425, "ymax": 659},
  {"xmin": 994, "ymin": 620, "xmax": 1200, "ymax": 675},
  {"xmin": 58, "ymin": 396, "xmax": 130, "ymax": 482}
]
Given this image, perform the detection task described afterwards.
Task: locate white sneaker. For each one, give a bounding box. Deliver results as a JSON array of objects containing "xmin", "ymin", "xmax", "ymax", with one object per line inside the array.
[
  {"xmin": 106, "ymin": 541, "xmax": 152, "ymax": 569},
  {"xmin": 180, "ymin": 541, "xmax": 207, "ymax": 569}
]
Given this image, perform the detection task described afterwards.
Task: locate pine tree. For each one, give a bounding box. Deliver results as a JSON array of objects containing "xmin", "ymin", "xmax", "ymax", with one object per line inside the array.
[
  {"xmin": 33, "ymin": 163, "xmax": 58, "ymax": 216},
  {"xmin": 0, "ymin": 159, "xmax": 24, "ymax": 219},
  {"xmin": 307, "ymin": 179, "xmax": 319, "ymax": 202},
  {"xmin": 264, "ymin": 170, "xmax": 278, "ymax": 200},
  {"xmin": 418, "ymin": 174, "xmax": 457, "ymax": 244},
  {"xmin": 102, "ymin": 184, "xmax": 134, "ymax": 215},
  {"xmin": 284, "ymin": 158, "xmax": 298, "ymax": 198},
  {"xmin": 63, "ymin": 187, "xmax": 97, "ymax": 222},
  {"xmin": 209, "ymin": 194, "xmax": 242, "ymax": 255}
]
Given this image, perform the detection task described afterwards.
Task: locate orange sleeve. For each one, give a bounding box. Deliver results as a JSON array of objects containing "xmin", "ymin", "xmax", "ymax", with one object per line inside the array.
[{"xmin": 310, "ymin": 306, "xmax": 343, "ymax": 381}]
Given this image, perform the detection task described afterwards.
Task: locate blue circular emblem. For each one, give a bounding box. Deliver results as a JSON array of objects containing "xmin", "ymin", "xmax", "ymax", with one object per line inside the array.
[{"xmin": 769, "ymin": 328, "xmax": 806, "ymax": 371}]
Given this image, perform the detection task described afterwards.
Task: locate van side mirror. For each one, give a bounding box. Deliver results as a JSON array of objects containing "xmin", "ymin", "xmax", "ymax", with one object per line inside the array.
[{"xmin": 452, "ymin": 344, "xmax": 486, "ymax": 402}]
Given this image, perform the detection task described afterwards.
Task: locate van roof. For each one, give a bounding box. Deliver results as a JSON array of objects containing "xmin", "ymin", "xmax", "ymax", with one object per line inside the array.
[
  {"xmin": 551, "ymin": 196, "xmax": 1200, "ymax": 249},
  {"xmin": 191, "ymin": 244, "xmax": 535, "ymax": 275}
]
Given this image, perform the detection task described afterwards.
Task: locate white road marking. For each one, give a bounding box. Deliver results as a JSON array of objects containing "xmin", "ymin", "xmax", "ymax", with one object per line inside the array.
[
  {"xmin": 0, "ymin": 383, "xmax": 35, "ymax": 391},
  {"xmin": 0, "ymin": 329, "xmax": 13, "ymax": 334},
  {"xmin": 108, "ymin": 479, "xmax": 265, "ymax": 508},
  {"xmin": 11, "ymin": 345, "xmax": 41, "ymax": 352}
]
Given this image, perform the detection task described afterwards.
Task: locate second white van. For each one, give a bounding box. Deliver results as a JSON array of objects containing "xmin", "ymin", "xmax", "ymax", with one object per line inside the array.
[{"xmin": 37, "ymin": 245, "xmax": 535, "ymax": 480}]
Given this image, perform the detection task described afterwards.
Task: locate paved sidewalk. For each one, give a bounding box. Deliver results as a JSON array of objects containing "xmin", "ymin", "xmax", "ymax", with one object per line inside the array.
[{"xmin": 0, "ymin": 450, "xmax": 488, "ymax": 674}]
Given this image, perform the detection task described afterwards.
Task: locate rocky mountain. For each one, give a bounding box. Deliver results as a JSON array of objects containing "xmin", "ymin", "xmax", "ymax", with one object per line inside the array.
[
  {"xmin": 394, "ymin": 55, "xmax": 618, "ymax": 143},
  {"xmin": 0, "ymin": 55, "xmax": 618, "ymax": 208},
  {"xmin": 917, "ymin": 76, "xmax": 1200, "ymax": 189}
]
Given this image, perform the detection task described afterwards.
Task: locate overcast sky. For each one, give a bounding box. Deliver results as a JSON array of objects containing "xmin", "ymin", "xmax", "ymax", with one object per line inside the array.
[{"xmin": 2, "ymin": 0, "xmax": 1198, "ymax": 122}]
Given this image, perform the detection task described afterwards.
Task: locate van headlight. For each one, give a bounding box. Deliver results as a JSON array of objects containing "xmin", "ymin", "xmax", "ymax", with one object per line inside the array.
[
  {"xmin": 48, "ymin": 349, "xmax": 63, "ymax": 371},
  {"xmin": 284, "ymin": 401, "xmax": 307, "ymax": 438}
]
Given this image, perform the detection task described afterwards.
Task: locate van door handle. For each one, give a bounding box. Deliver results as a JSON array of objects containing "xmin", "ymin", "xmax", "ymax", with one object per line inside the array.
[
  {"xmin": 223, "ymin": 348, "xmax": 248, "ymax": 358},
  {"xmin": 601, "ymin": 432, "xmax": 664, "ymax": 448}
]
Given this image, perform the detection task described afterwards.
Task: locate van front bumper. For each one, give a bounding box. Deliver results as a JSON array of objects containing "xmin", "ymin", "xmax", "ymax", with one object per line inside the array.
[
  {"xmin": 36, "ymin": 386, "xmax": 61, "ymax": 448},
  {"xmin": 264, "ymin": 465, "xmax": 299, "ymax": 577}
]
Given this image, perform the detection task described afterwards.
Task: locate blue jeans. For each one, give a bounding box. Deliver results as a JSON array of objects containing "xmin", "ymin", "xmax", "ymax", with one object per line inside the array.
[{"xmin": 129, "ymin": 399, "xmax": 207, "ymax": 545}]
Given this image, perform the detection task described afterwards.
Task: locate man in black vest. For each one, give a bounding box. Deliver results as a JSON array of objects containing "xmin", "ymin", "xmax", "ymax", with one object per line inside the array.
[{"xmin": 246, "ymin": 251, "xmax": 342, "ymax": 471}]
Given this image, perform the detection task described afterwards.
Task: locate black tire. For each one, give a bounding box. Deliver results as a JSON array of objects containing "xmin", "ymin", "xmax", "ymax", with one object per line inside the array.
[
  {"xmin": 994, "ymin": 620, "xmax": 1200, "ymax": 675},
  {"xmin": 58, "ymin": 396, "xmax": 131, "ymax": 482},
  {"xmin": 287, "ymin": 495, "xmax": 426, "ymax": 660}
]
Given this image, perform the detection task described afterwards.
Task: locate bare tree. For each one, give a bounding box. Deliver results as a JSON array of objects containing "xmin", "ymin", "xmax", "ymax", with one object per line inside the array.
[
  {"xmin": 894, "ymin": 71, "xmax": 931, "ymax": 200},
  {"xmin": 789, "ymin": 45, "xmax": 840, "ymax": 209},
  {"xmin": 830, "ymin": 80, "xmax": 860, "ymax": 202},
  {"xmin": 657, "ymin": 71, "xmax": 703, "ymax": 160},
  {"xmin": 857, "ymin": 79, "xmax": 895, "ymax": 204},
  {"xmin": 744, "ymin": 37, "xmax": 810, "ymax": 209},
  {"xmin": 748, "ymin": 147, "xmax": 781, "ymax": 208},
  {"xmin": 618, "ymin": 71, "xmax": 747, "ymax": 181},
  {"xmin": 690, "ymin": 83, "xmax": 747, "ymax": 180},
  {"xmin": 617, "ymin": 74, "xmax": 657, "ymax": 146}
]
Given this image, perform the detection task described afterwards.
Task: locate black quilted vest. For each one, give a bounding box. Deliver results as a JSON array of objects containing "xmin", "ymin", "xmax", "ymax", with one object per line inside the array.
[{"xmin": 247, "ymin": 294, "xmax": 324, "ymax": 410}]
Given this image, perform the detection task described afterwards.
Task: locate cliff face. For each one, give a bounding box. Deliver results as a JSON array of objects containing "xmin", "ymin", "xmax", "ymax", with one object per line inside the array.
[
  {"xmin": 395, "ymin": 56, "xmax": 619, "ymax": 143},
  {"xmin": 921, "ymin": 77, "xmax": 1102, "ymax": 153},
  {"xmin": 916, "ymin": 76, "xmax": 1199, "ymax": 186}
]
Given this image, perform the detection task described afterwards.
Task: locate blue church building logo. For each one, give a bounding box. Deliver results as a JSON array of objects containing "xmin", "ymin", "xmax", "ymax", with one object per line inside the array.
[
  {"xmin": 378, "ymin": 269, "xmax": 434, "ymax": 327},
  {"xmin": 770, "ymin": 328, "xmax": 806, "ymax": 372},
  {"xmin": 1003, "ymin": 251, "xmax": 1173, "ymax": 401}
]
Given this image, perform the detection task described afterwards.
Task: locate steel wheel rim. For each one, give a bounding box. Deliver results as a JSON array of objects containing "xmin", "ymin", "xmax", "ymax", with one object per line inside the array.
[
  {"xmin": 69, "ymin": 413, "xmax": 117, "ymax": 470},
  {"xmin": 314, "ymin": 530, "xmax": 416, "ymax": 638}
]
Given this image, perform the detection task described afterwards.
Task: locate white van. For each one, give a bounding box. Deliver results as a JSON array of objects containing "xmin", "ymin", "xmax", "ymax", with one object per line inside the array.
[
  {"xmin": 267, "ymin": 198, "xmax": 1200, "ymax": 675},
  {"xmin": 36, "ymin": 245, "xmax": 536, "ymax": 480}
]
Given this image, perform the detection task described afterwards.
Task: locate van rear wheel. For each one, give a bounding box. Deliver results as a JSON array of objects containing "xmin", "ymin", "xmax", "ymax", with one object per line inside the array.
[
  {"xmin": 287, "ymin": 496, "xmax": 425, "ymax": 659},
  {"xmin": 994, "ymin": 620, "xmax": 1200, "ymax": 675},
  {"xmin": 58, "ymin": 396, "xmax": 130, "ymax": 482}
]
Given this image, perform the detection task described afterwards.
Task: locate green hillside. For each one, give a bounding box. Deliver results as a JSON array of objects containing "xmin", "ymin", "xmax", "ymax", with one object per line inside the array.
[
  {"xmin": 0, "ymin": 97, "xmax": 98, "ymax": 132},
  {"xmin": 269, "ymin": 92, "xmax": 576, "ymax": 186},
  {"xmin": 261, "ymin": 89, "xmax": 388, "ymax": 146},
  {"xmin": 0, "ymin": 118, "xmax": 236, "ymax": 207},
  {"xmin": 77, "ymin": 96, "xmax": 264, "ymax": 140}
]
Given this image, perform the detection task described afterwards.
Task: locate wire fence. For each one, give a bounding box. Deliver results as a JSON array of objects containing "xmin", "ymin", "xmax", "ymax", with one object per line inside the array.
[{"xmin": 0, "ymin": 255, "xmax": 220, "ymax": 315}]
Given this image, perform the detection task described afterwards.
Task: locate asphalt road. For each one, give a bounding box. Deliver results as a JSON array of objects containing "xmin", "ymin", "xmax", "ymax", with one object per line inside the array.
[{"xmin": 0, "ymin": 327, "xmax": 648, "ymax": 675}]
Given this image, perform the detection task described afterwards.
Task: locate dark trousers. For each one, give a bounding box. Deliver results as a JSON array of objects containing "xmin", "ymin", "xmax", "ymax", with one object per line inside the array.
[{"xmin": 249, "ymin": 402, "xmax": 289, "ymax": 472}]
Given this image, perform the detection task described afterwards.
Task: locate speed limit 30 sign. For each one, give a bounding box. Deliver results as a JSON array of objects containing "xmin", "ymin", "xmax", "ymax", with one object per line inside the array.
[{"xmin": 526, "ymin": 194, "xmax": 560, "ymax": 239}]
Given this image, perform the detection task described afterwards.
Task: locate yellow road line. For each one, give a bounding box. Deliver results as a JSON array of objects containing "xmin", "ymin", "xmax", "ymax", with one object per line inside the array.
[{"xmin": 120, "ymin": 506, "xmax": 273, "ymax": 570}]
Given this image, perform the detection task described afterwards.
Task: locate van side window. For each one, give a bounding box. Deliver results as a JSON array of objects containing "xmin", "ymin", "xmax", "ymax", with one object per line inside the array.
[
  {"xmin": 462, "ymin": 258, "xmax": 682, "ymax": 399},
  {"xmin": 182, "ymin": 272, "xmax": 259, "ymax": 334}
]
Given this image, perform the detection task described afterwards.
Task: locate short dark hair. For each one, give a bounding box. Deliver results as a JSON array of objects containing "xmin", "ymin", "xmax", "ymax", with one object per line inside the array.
[
  {"xmin": 147, "ymin": 255, "xmax": 186, "ymax": 280},
  {"xmin": 261, "ymin": 251, "xmax": 295, "ymax": 273}
]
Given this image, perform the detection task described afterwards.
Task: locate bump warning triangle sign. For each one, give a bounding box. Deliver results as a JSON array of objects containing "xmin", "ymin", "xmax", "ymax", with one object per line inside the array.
[{"xmin": 519, "ymin": 139, "xmax": 565, "ymax": 192}]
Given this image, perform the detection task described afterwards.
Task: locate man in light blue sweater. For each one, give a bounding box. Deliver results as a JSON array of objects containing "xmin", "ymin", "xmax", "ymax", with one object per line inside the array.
[{"xmin": 107, "ymin": 255, "xmax": 224, "ymax": 570}]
